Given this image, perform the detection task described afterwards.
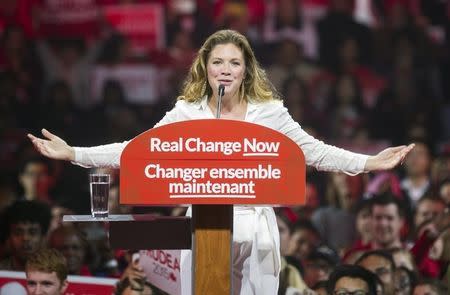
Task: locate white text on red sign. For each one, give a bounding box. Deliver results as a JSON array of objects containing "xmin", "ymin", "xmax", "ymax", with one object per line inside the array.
[{"xmin": 150, "ymin": 138, "xmax": 280, "ymax": 156}]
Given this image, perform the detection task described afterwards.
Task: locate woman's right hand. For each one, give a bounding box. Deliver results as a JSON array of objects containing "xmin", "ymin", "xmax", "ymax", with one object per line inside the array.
[{"xmin": 27, "ymin": 129, "xmax": 75, "ymax": 161}]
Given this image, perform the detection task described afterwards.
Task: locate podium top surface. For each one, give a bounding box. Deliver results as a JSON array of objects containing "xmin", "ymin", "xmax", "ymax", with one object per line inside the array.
[{"xmin": 63, "ymin": 214, "xmax": 189, "ymax": 222}]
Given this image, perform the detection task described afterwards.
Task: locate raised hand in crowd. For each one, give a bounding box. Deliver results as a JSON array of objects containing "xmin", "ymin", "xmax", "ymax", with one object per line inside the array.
[
  {"xmin": 115, "ymin": 253, "xmax": 151, "ymax": 295},
  {"xmin": 420, "ymin": 208, "xmax": 450, "ymax": 239}
]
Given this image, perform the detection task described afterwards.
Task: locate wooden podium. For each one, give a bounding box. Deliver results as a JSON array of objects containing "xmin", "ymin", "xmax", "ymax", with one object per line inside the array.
[{"xmin": 111, "ymin": 119, "xmax": 306, "ymax": 294}]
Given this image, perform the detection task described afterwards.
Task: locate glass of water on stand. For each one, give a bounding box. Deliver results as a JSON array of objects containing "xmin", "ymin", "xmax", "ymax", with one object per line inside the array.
[{"xmin": 90, "ymin": 174, "xmax": 110, "ymax": 218}]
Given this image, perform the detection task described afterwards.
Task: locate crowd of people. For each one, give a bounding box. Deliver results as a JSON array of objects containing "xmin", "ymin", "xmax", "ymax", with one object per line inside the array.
[{"xmin": 1, "ymin": 0, "xmax": 450, "ymax": 294}]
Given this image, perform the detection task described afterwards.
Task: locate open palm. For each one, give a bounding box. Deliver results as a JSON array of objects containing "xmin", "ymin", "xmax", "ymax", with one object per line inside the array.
[
  {"xmin": 27, "ymin": 129, "xmax": 75, "ymax": 161},
  {"xmin": 365, "ymin": 144, "xmax": 415, "ymax": 172}
]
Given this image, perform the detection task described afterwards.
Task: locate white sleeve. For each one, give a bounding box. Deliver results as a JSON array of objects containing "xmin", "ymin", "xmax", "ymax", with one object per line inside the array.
[
  {"xmin": 72, "ymin": 141, "xmax": 128, "ymax": 168},
  {"xmin": 272, "ymin": 103, "xmax": 368, "ymax": 175},
  {"xmin": 72, "ymin": 102, "xmax": 183, "ymax": 168}
]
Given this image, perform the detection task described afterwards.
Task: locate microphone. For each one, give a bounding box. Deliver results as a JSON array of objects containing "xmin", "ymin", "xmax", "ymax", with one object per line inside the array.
[
  {"xmin": 218, "ymin": 84, "xmax": 225, "ymax": 97},
  {"xmin": 216, "ymin": 84, "xmax": 225, "ymax": 119}
]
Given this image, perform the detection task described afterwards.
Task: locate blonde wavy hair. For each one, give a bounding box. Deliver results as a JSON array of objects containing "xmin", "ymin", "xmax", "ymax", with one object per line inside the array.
[{"xmin": 177, "ymin": 29, "xmax": 280, "ymax": 103}]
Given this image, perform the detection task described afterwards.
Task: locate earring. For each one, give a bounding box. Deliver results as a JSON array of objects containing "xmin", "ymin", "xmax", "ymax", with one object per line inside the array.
[
  {"xmin": 201, "ymin": 81, "xmax": 207, "ymax": 96},
  {"xmin": 240, "ymin": 82, "xmax": 245, "ymax": 98}
]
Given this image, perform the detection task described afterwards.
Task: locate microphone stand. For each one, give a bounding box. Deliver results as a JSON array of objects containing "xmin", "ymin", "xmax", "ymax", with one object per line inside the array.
[{"xmin": 193, "ymin": 83, "xmax": 234, "ymax": 293}]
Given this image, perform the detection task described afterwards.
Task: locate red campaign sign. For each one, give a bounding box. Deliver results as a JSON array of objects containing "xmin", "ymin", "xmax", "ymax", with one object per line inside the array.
[
  {"xmin": 38, "ymin": 0, "xmax": 100, "ymax": 38},
  {"xmin": 0, "ymin": 271, "xmax": 117, "ymax": 295},
  {"xmin": 120, "ymin": 119, "xmax": 306, "ymax": 205},
  {"xmin": 103, "ymin": 4, "xmax": 165, "ymax": 54}
]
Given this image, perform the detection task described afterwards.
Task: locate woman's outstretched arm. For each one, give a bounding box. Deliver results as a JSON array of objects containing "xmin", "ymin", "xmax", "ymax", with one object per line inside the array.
[{"xmin": 28, "ymin": 129, "xmax": 127, "ymax": 168}]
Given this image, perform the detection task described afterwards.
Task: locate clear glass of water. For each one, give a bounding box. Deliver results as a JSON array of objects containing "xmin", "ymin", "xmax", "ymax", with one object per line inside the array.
[{"xmin": 90, "ymin": 174, "xmax": 110, "ymax": 218}]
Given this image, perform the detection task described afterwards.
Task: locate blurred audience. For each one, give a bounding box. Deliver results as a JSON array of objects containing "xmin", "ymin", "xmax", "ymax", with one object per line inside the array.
[
  {"xmin": 312, "ymin": 173, "xmax": 358, "ymax": 252},
  {"xmin": 48, "ymin": 225, "xmax": 91, "ymax": 276},
  {"xmin": 286, "ymin": 219, "xmax": 321, "ymax": 264},
  {"xmin": 401, "ymin": 142, "xmax": 433, "ymax": 206},
  {"xmin": 414, "ymin": 194, "xmax": 446, "ymax": 231},
  {"xmin": 388, "ymin": 247, "xmax": 417, "ymax": 273},
  {"xmin": 412, "ymin": 278, "xmax": 448, "ymax": 295},
  {"xmin": 303, "ymin": 245, "xmax": 339, "ymax": 288},
  {"xmin": 394, "ymin": 266, "xmax": 417, "ymax": 295},
  {"xmin": 327, "ymin": 264, "xmax": 378, "ymax": 295},
  {"xmin": 0, "ymin": 200, "xmax": 51, "ymax": 271},
  {"xmin": 17, "ymin": 156, "xmax": 54, "ymax": 204},
  {"xmin": 276, "ymin": 209, "xmax": 309, "ymax": 294},
  {"xmin": 356, "ymin": 250, "xmax": 396, "ymax": 295}
]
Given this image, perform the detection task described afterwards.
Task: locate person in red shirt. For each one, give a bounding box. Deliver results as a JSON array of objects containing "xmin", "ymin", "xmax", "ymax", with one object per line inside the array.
[{"xmin": 411, "ymin": 210, "xmax": 450, "ymax": 278}]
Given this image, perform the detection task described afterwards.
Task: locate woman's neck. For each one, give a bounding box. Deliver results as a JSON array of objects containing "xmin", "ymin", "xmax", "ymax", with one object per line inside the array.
[{"xmin": 209, "ymin": 94, "xmax": 247, "ymax": 120}]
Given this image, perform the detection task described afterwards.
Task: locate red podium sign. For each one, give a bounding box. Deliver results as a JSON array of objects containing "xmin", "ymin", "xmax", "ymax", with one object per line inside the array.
[{"xmin": 120, "ymin": 119, "xmax": 305, "ymax": 205}]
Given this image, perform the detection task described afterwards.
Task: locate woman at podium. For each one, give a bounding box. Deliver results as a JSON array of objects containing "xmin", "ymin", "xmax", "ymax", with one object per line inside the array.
[{"xmin": 28, "ymin": 29, "xmax": 414, "ymax": 295}]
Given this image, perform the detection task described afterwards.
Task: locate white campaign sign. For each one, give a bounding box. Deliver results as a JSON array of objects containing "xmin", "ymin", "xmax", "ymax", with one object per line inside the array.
[
  {"xmin": 139, "ymin": 249, "xmax": 181, "ymax": 295},
  {"xmin": 91, "ymin": 65, "xmax": 160, "ymax": 104}
]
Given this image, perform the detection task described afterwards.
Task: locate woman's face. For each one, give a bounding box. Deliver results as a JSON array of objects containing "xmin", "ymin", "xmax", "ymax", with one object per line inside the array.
[{"xmin": 207, "ymin": 43, "xmax": 246, "ymax": 102}]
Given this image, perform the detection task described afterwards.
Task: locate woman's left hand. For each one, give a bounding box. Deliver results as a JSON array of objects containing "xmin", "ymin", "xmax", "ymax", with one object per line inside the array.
[{"xmin": 364, "ymin": 143, "xmax": 415, "ymax": 172}]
